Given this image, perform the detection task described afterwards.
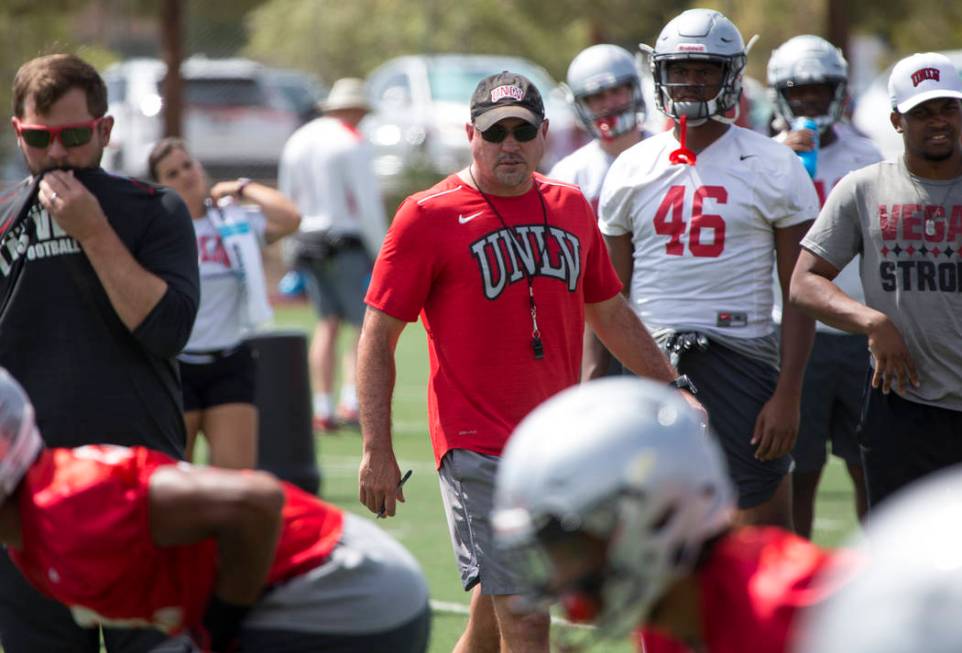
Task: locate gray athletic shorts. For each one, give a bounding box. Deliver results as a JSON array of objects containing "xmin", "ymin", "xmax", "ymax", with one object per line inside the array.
[
  {"xmin": 674, "ymin": 338, "xmax": 793, "ymax": 509},
  {"xmin": 438, "ymin": 449, "xmax": 523, "ymax": 596},
  {"xmin": 296, "ymin": 240, "xmax": 372, "ymax": 326},
  {"xmin": 794, "ymin": 332, "xmax": 868, "ymax": 473},
  {"xmin": 244, "ymin": 513, "xmax": 430, "ymax": 635}
]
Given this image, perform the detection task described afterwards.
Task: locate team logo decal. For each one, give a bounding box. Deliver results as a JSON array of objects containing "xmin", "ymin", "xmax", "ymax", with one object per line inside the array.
[
  {"xmin": 910, "ymin": 67, "xmax": 940, "ymax": 87},
  {"xmin": 676, "ymin": 43, "xmax": 707, "ymax": 53},
  {"xmin": 490, "ymin": 85, "xmax": 525, "ymax": 103}
]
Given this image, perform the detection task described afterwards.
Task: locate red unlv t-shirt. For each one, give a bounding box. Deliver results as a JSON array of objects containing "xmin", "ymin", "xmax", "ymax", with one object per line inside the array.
[
  {"xmin": 366, "ymin": 173, "xmax": 621, "ymax": 465},
  {"xmin": 10, "ymin": 446, "xmax": 343, "ymax": 634}
]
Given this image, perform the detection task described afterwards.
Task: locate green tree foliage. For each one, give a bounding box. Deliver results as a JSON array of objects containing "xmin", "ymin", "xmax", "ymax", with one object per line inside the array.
[{"xmin": 243, "ymin": 0, "xmax": 688, "ymax": 83}]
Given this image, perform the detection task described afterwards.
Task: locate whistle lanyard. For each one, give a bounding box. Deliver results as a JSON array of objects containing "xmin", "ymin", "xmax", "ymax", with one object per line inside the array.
[{"xmin": 468, "ymin": 169, "xmax": 550, "ymax": 360}]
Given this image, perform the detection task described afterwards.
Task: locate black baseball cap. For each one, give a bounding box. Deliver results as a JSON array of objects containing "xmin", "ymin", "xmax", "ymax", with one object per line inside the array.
[{"xmin": 470, "ymin": 71, "xmax": 545, "ymax": 132}]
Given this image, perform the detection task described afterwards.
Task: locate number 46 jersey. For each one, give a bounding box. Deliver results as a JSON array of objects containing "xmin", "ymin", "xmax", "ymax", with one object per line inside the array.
[{"xmin": 599, "ymin": 126, "xmax": 819, "ymax": 339}]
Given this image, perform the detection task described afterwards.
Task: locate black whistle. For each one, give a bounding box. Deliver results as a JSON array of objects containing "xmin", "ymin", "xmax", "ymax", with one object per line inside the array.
[{"xmin": 531, "ymin": 336, "xmax": 544, "ymax": 360}]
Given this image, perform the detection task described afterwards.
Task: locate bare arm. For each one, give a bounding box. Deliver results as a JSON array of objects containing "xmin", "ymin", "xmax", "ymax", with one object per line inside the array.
[
  {"xmin": 40, "ymin": 171, "xmax": 167, "ymax": 331},
  {"xmin": 149, "ymin": 465, "xmax": 285, "ymax": 605},
  {"xmin": 585, "ymin": 294, "xmax": 675, "ymax": 383},
  {"xmin": 791, "ymin": 248, "xmax": 918, "ymax": 394},
  {"xmin": 211, "ymin": 180, "xmax": 301, "ymax": 244},
  {"xmin": 357, "ymin": 307, "xmax": 407, "ymax": 517},
  {"xmin": 751, "ymin": 222, "xmax": 816, "ymax": 460},
  {"xmin": 583, "ymin": 233, "xmax": 634, "ymax": 381}
]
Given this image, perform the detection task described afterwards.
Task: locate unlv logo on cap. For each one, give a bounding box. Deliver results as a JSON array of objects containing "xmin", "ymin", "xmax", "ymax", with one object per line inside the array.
[
  {"xmin": 491, "ymin": 85, "xmax": 525, "ymax": 103},
  {"xmin": 910, "ymin": 67, "xmax": 941, "ymax": 87}
]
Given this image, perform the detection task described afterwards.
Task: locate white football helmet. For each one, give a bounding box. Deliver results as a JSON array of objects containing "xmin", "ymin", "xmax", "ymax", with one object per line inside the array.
[
  {"xmin": 0, "ymin": 368, "xmax": 43, "ymax": 503},
  {"xmin": 767, "ymin": 34, "xmax": 848, "ymax": 130},
  {"xmin": 797, "ymin": 469, "xmax": 962, "ymax": 653},
  {"xmin": 643, "ymin": 9, "xmax": 756, "ymax": 125},
  {"xmin": 563, "ymin": 44, "xmax": 645, "ymax": 141},
  {"xmin": 493, "ymin": 377, "xmax": 734, "ymax": 642}
]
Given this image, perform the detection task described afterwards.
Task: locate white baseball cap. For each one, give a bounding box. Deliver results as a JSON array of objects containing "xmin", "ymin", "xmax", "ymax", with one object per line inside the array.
[{"xmin": 888, "ymin": 52, "xmax": 962, "ymax": 113}]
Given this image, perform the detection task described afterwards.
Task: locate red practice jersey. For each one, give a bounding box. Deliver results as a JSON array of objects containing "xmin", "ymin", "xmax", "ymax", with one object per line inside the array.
[
  {"xmin": 366, "ymin": 173, "xmax": 621, "ymax": 466},
  {"xmin": 9, "ymin": 446, "xmax": 343, "ymax": 634},
  {"xmin": 638, "ymin": 527, "xmax": 851, "ymax": 653}
]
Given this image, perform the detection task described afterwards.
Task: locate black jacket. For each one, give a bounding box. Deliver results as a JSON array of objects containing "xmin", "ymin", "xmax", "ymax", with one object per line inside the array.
[{"xmin": 0, "ymin": 168, "xmax": 198, "ymax": 456}]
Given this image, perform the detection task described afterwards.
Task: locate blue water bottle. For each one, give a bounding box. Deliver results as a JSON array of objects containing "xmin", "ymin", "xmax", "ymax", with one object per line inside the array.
[{"xmin": 792, "ymin": 117, "xmax": 819, "ymax": 179}]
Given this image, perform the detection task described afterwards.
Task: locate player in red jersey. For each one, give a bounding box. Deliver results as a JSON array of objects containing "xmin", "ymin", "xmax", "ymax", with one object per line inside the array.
[
  {"xmin": 0, "ymin": 368, "xmax": 429, "ymax": 653},
  {"xmin": 492, "ymin": 378, "xmax": 853, "ymax": 653}
]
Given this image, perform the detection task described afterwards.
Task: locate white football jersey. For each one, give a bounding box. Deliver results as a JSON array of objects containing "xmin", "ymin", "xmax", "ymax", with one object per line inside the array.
[
  {"xmin": 548, "ymin": 140, "xmax": 615, "ymax": 213},
  {"xmin": 771, "ymin": 125, "xmax": 882, "ymax": 332},
  {"xmin": 599, "ymin": 125, "xmax": 819, "ymax": 338}
]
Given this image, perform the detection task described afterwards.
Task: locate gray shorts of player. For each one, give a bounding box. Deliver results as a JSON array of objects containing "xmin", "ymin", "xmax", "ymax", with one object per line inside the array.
[
  {"xmin": 438, "ymin": 449, "xmax": 525, "ymax": 596},
  {"xmin": 243, "ymin": 513, "xmax": 430, "ymax": 640},
  {"xmin": 296, "ymin": 238, "xmax": 372, "ymax": 327},
  {"xmin": 794, "ymin": 332, "xmax": 869, "ymax": 474},
  {"xmin": 673, "ymin": 338, "xmax": 793, "ymax": 509}
]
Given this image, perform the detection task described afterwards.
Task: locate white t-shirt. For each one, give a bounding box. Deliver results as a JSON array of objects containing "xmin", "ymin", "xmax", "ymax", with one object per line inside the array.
[
  {"xmin": 186, "ymin": 202, "xmax": 266, "ymax": 352},
  {"xmin": 599, "ymin": 125, "xmax": 819, "ymax": 339},
  {"xmin": 771, "ymin": 125, "xmax": 882, "ymax": 333},
  {"xmin": 278, "ymin": 117, "xmax": 387, "ymax": 257}
]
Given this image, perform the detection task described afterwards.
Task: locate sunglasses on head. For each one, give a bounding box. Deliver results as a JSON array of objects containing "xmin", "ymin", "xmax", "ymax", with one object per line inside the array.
[
  {"xmin": 480, "ymin": 122, "xmax": 540, "ymax": 143},
  {"xmin": 13, "ymin": 117, "xmax": 103, "ymax": 149}
]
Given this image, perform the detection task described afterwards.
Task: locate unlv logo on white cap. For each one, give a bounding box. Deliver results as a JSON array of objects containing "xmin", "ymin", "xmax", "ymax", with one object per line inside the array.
[{"xmin": 491, "ymin": 85, "xmax": 525, "ymax": 103}]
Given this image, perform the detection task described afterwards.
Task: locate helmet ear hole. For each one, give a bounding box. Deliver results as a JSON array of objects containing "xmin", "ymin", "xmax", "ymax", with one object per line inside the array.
[{"xmin": 650, "ymin": 504, "xmax": 677, "ymax": 533}]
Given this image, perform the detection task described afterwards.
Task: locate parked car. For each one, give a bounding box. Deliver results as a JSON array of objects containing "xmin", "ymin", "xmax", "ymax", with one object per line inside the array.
[
  {"xmin": 853, "ymin": 50, "xmax": 962, "ymax": 161},
  {"xmin": 102, "ymin": 56, "xmax": 310, "ymax": 180},
  {"xmin": 362, "ymin": 54, "xmax": 585, "ymax": 191},
  {"xmin": 263, "ymin": 67, "xmax": 328, "ymax": 125}
]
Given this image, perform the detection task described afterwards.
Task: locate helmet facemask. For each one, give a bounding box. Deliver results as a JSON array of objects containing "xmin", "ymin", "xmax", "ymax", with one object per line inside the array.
[
  {"xmin": 773, "ymin": 78, "xmax": 847, "ymax": 131},
  {"xmin": 652, "ymin": 53, "xmax": 747, "ymax": 126},
  {"xmin": 569, "ymin": 80, "xmax": 645, "ymax": 141}
]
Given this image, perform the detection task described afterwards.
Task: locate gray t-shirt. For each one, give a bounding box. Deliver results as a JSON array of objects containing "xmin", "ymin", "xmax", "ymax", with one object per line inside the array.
[{"xmin": 801, "ymin": 159, "xmax": 962, "ymax": 410}]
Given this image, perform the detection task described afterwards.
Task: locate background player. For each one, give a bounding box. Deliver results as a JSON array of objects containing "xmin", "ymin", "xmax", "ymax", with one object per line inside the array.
[
  {"xmin": 0, "ymin": 368, "xmax": 429, "ymax": 653},
  {"xmin": 548, "ymin": 43, "xmax": 653, "ymax": 380},
  {"xmin": 492, "ymin": 377, "xmax": 848, "ymax": 653},
  {"xmin": 599, "ymin": 9, "xmax": 819, "ymax": 527},
  {"xmin": 767, "ymin": 34, "xmax": 882, "ymax": 537}
]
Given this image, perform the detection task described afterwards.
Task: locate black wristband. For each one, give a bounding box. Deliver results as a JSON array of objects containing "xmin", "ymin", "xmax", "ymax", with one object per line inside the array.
[{"xmin": 202, "ymin": 594, "xmax": 250, "ymax": 653}]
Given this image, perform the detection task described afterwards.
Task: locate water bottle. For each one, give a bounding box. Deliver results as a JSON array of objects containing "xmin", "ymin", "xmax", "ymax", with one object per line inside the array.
[{"xmin": 792, "ymin": 117, "xmax": 819, "ymax": 179}]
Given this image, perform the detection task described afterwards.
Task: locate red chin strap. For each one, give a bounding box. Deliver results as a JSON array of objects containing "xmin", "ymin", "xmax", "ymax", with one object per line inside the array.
[
  {"xmin": 669, "ymin": 115, "xmax": 697, "ymax": 166},
  {"xmin": 562, "ymin": 592, "xmax": 601, "ymax": 623}
]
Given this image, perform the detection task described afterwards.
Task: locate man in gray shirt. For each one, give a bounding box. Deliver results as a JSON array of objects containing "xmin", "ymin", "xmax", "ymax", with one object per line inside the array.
[{"xmin": 791, "ymin": 52, "xmax": 962, "ymax": 508}]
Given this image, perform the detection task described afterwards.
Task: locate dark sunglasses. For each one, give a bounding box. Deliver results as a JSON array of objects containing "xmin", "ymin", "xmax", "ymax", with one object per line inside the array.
[
  {"xmin": 480, "ymin": 122, "xmax": 540, "ymax": 143},
  {"xmin": 13, "ymin": 117, "xmax": 104, "ymax": 149}
]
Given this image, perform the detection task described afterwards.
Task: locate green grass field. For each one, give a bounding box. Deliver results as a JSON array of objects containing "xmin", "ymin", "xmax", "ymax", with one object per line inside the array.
[{"xmin": 266, "ymin": 302, "xmax": 863, "ymax": 652}]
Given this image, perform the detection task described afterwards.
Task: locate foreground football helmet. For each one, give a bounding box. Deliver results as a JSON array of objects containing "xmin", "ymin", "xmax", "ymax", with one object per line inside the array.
[
  {"xmin": 767, "ymin": 34, "xmax": 848, "ymax": 130},
  {"xmin": 797, "ymin": 469, "xmax": 962, "ymax": 653},
  {"xmin": 0, "ymin": 368, "xmax": 43, "ymax": 503},
  {"xmin": 644, "ymin": 8, "xmax": 755, "ymax": 124},
  {"xmin": 493, "ymin": 377, "xmax": 734, "ymax": 642},
  {"xmin": 563, "ymin": 44, "xmax": 645, "ymax": 141}
]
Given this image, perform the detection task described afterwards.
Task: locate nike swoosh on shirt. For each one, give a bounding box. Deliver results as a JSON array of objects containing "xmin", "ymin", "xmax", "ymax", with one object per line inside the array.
[
  {"xmin": 739, "ymin": 154, "xmax": 756, "ymax": 160},
  {"xmin": 458, "ymin": 211, "xmax": 484, "ymax": 224}
]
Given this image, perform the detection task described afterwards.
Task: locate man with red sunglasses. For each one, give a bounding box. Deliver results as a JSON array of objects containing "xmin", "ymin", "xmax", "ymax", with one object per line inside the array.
[
  {"xmin": 0, "ymin": 53, "xmax": 199, "ymax": 652},
  {"xmin": 358, "ymin": 70, "xmax": 699, "ymax": 653}
]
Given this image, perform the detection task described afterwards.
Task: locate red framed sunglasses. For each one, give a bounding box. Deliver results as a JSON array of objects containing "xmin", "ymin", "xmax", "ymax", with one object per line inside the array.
[{"xmin": 13, "ymin": 117, "xmax": 104, "ymax": 149}]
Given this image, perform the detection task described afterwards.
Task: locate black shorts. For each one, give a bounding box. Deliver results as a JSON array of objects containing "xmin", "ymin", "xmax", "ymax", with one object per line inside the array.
[
  {"xmin": 793, "ymin": 332, "xmax": 869, "ymax": 473},
  {"xmin": 179, "ymin": 343, "xmax": 257, "ymax": 412},
  {"xmin": 858, "ymin": 381, "xmax": 962, "ymax": 509},
  {"xmin": 674, "ymin": 338, "xmax": 792, "ymax": 509}
]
